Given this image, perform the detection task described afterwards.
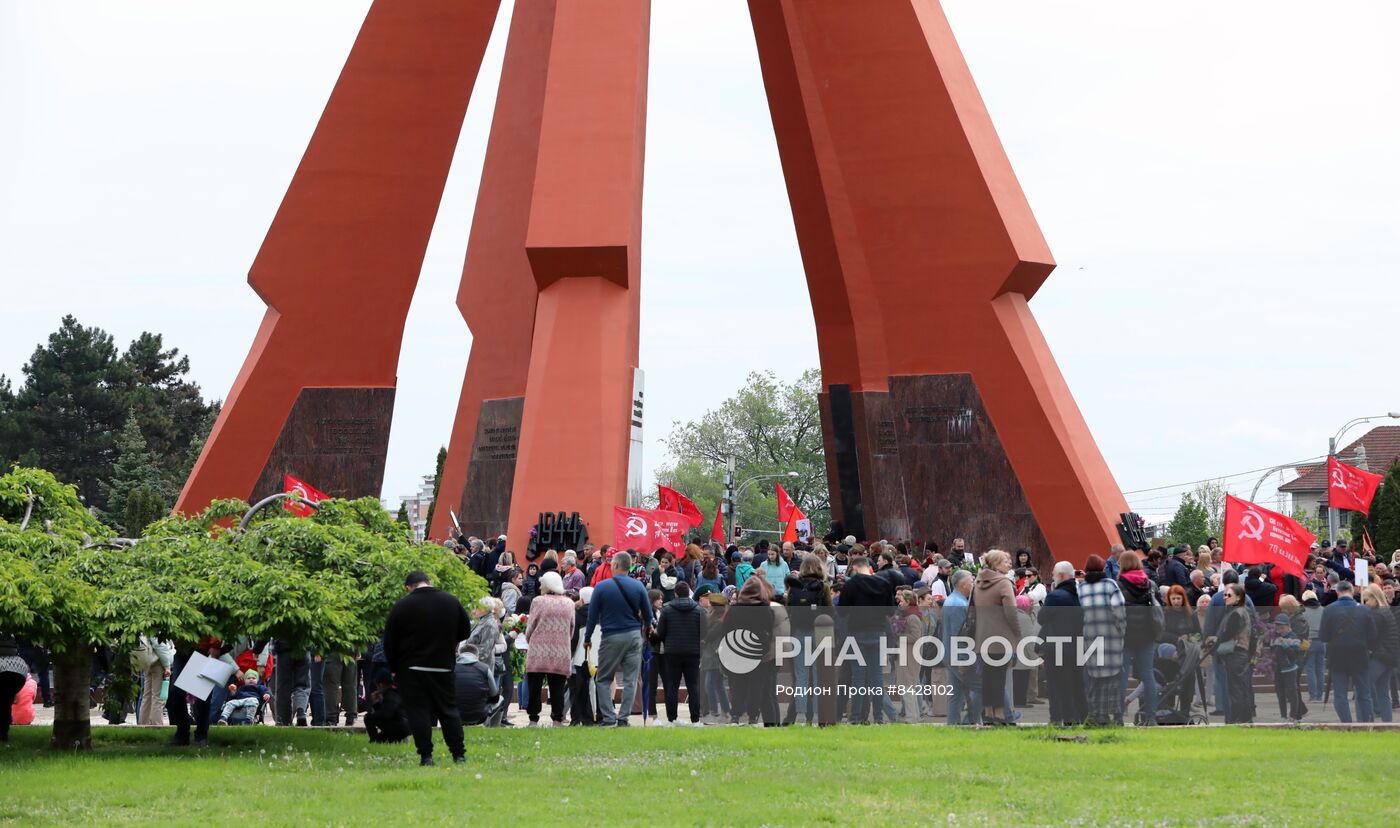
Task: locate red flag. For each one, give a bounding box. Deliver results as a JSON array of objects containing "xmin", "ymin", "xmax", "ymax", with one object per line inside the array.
[
  {"xmin": 709, "ymin": 506, "xmax": 725, "ymax": 546},
  {"xmin": 1327, "ymin": 456, "xmax": 1384, "ymax": 515},
  {"xmin": 1221, "ymin": 494, "xmax": 1313, "ymax": 580},
  {"xmin": 775, "ymin": 482, "xmax": 796, "ymax": 523},
  {"xmin": 657, "ymin": 484, "xmax": 703, "ymax": 527},
  {"xmin": 612, "ymin": 506, "xmax": 689, "ymax": 555},
  {"xmin": 282, "ymin": 474, "xmax": 329, "ymax": 517}
]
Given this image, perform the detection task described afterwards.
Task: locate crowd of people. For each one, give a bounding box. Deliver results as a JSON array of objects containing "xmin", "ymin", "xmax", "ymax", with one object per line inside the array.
[{"xmin": 5, "ymin": 530, "xmax": 1400, "ymax": 755}]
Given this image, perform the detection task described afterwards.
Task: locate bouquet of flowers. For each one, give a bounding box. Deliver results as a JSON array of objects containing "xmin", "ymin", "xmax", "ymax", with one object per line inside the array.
[{"xmin": 504, "ymin": 613, "xmax": 528, "ymax": 676}]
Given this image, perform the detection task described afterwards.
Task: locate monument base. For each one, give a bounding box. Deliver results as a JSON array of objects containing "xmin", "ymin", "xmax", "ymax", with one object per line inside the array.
[
  {"xmin": 249, "ymin": 387, "xmax": 395, "ymax": 504},
  {"xmin": 455, "ymin": 396, "xmax": 524, "ymax": 540},
  {"xmin": 821, "ymin": 374, "xmax": 1048, "ymax": 567}
]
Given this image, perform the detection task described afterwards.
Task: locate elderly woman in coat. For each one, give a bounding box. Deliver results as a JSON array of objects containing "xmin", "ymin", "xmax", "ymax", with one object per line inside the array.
[{"xmin": 523, "ymin": 571, "xmax": 575, "ymax": 726}]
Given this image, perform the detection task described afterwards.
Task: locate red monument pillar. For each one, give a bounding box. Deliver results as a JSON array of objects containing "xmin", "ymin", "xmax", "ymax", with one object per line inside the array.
[
  {"xmin": 503, "ymin": 0, "xmax": 650, "ymax": 548},
  {"xmin": 748, "ymin": 0, "xmax": 1127, "ymax": 562},
  {"xmin": 175, "ymin": 0, "xmax": 502, "ymax": 514},
  {"xmin": 429, "ymin": 0, "xmax": 559, "ymax": 543}
]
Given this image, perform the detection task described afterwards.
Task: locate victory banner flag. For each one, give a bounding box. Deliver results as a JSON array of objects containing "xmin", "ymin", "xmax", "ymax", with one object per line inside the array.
[
  {"xmin": 775, "ymin": 482, "xmax": 797, "ymax": 523},
  {"xmin": 282, "ymin": 474, "xmax": 329, "ymax": 517},
  {"xmin": 613, "ymin": 506, "xmax": 690, "ymax": 555},
  {"xmin": 709, "ymin": 507, "xmax": 725, "ymax": 546},
  {"xmin": 657, "ymin": 484, "xmax": 703, "ymax": 527},
  {"xmin": 1327, "ymin": 456, "xmax": 1384, "ymax": 515},
  {"xmin": 1222, "ymin": 494, "xmax": 1314, "ymax": 580}
]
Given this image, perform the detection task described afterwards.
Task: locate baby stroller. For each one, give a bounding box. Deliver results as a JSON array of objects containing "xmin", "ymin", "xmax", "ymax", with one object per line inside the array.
[{"xmin": 1134, "ymin": 638, "xmax": 1209, "ymax": 726}]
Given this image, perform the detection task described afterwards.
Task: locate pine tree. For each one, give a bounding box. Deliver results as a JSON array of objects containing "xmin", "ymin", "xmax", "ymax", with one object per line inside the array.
[
  {"xmin": 1, "ymin": 316, "xmax": 124, "ymax": 506},
  {"xmin": 123, "ymin": 484, "xmax": 166, "ymax": 536},
  {"xmin": 396, "ymin": 501, "xmax": 411, "ymax": 527},
  {"xmin": 424, "ymin": 446, "xmax": 447, "ymax": 536},
  {"xmin": 1373, "ymin": 464, "xmax": 1400, "ymax": 558},
  {"xmin": 98, "ymin": 413, "xmax": 169, "ymax": 534}
]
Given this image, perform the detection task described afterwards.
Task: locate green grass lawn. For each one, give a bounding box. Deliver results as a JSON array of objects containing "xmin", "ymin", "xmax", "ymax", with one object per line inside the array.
[{"xmin": 2, "ymin": 725, "xmax": 1398, "ymax": 825}]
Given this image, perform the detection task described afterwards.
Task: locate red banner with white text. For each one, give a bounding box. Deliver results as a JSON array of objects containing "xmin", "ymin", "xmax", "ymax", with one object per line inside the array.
[{"xmin": 1221, "ymin": 494, "xmax": 1313, "ymax": 580}]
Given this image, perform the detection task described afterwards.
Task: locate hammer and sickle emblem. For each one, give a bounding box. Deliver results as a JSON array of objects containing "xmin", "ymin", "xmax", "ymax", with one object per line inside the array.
[
  {"xmin": 1238, "ymin": 509, "xmax": 1265, "ymax": 542},
  {"xmin": 624, "ymin": 516, "xmax": 648, "ymax": 537}
]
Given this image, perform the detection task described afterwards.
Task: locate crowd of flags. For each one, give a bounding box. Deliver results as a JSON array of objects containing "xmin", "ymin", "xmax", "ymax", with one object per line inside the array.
[{"xmin": 281, "ymin": 454, "xmax": 1386, "ymax": 573}]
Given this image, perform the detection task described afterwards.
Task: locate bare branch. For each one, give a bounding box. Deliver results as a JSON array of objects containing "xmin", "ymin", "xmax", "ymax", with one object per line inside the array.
[{"xmin": 19, "ymin": 486, "xmax": 34, "ymax": 531}]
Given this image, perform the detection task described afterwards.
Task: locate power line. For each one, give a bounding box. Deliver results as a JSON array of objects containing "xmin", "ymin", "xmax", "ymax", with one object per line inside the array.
[{"xmin": 1121, "ymin": 454, "xmax": 1328, "ymax": 496}]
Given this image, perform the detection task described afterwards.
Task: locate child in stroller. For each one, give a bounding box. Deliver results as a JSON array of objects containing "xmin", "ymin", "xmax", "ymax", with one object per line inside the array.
[
  {"xmin": 217, "ymin": 669, "xmax": 271, "ymax": 725},
  {"xmin": 1129, "ymin": 638, "xmax": 1209, "ymax": 726}
]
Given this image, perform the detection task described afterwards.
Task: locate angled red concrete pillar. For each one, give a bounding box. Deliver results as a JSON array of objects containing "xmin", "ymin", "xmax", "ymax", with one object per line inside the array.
[
  {"xmin": 748, "ymin": 0, "xmax": 1126, "ymax": 564},
  {"xmin": 503, "ymin": 0, "xmax": 649, "ymax": 549},
  {"xmin": 429, "ymin": 0, "xmax": 560, "ymax": 542},
  {"xmin": 175, "ymin": 0, "xmax": 501, "ymax": 514}
]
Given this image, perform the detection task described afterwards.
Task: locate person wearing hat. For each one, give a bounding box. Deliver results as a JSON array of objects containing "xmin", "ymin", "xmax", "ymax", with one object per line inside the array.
[
  {"xmin": 383, "ymin": 570, "xmax": 472, "ymax": 765},
  {"xmin": 523, "ymin": 571, "xmax": 575, "ymax": 726},
  {"xmin": 217, "ymin": 669, "xmax": 272, "ymax": 725},
  {"xmin": 1269, "ymin": 611, "xmax": 1307, "ymax": 722},
  {"xmin": 1159, "ymin": 545, "xmax": 1193, "ymax": 591}
]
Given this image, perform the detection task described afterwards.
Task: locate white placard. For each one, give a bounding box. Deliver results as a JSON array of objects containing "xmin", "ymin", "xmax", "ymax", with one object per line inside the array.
[
  {"xmin": 173, "ymin": 652, "xmax": 236, "ymax": 701},
  {"xmin": 1355, "ymin": 558, "xmax": 1369, "ymax": 586}
]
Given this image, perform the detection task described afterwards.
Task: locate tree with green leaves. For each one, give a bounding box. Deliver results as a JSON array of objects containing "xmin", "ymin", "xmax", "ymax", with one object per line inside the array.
[
  {"xmin": 425, "ymin": 446, "xmax": 447, "ymax": 537},
  {"xmin": 1168, "ymin": 493, "xmax": 1210, "ymax": 549},
  {"xmin": 658, "ymin": 369, "xmax": 827, "ymax": 543},
  {"xmin": 397, "ymin": 501, "xmax": 412, "ymax": 527},
  {"xmin": 0, "ymin": 466, "xmax": 486, "ymax": 750}
]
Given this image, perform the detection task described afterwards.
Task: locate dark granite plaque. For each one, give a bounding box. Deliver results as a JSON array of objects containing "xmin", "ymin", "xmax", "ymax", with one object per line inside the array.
[
  {"xmin": 251, "ymin": 387, "xmax": 395, "ymax": 504},
  {"xmin": 819, "ymin": 374, "xmax": 1047, "ymax": 567},
  {"xmin": 456, "ymin": 396, "xmax": 525, "ymax": 541}
]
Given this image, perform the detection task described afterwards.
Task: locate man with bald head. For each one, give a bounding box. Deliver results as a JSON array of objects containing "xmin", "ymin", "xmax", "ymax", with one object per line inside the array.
[{"xmin": 1039, "ymin": 561, "xmax": 1086, "ymax": 725}]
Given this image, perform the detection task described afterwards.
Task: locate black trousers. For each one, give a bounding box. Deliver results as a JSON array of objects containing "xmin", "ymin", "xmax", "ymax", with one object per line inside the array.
[
  {"xmin": 397, "ymin": 670, "xmax": 465, "ymax": 759},
  {"xmin": 365, "ymin": 711, "xmax": 409, "ymax": 743},
  {"xmin": 0, "ymin": 671, "xmax": 24, "ymax": 740},
  {"xmin": 168, "ymin": 654, "xmax": 210, "ymax": 743},
  {"xmin": 568, "ymin": 667, "xmax": 596, "ymax": 724},
  {"xmin": 526, "ymin": 672, "xmax": 567, "ymax": 723},
  {"xmin": 662, "ymin": 654, "xmax": 701, "ymax": 723}
]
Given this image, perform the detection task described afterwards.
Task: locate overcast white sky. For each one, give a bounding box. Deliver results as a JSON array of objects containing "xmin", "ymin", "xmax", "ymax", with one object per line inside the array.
[{"xmin": 3, "ymin": 1, "xmax": 1397, "ymax": 522}]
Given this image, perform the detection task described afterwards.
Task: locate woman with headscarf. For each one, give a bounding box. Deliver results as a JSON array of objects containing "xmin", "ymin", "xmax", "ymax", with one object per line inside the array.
[{"xmin": 524, "ymin": 572, "xmax": 575, "ymax": 726}]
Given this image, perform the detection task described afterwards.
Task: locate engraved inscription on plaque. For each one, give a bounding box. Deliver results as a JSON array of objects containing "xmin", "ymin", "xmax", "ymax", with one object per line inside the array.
[
  {"xmin": 476, "ymin": 425, "xmax": 520, "ymax": 462},
  {"xmin": 874, "ymin": 419, "xmax": 899, "ymax": 455},
  {"xmin": 903, "ymin": 405, "xmax": 975, "ymax": 444},
  {"xmin": 317, "ymin": 417, "xmax": 380, "ymax": 455}
]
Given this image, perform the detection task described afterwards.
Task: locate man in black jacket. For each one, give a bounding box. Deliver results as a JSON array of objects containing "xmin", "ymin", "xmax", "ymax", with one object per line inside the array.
[
  {"xmin": 654, "ymin": 581, "xmax": 707, "ymax": 725},
  {"xmin": 1039, "ymin": 561, "xmax": 1086, "ymax": 725},
  {"xmin": 1318, "ymin": 580, "xmax": 1377, "ymax": 723},
  {"xmin": 839, "ymin": 556, "xmax": 895, "ymax": 724},
  {"xmin": 383, "ymin": 570, "xmax": 472, "ymax": 765}
]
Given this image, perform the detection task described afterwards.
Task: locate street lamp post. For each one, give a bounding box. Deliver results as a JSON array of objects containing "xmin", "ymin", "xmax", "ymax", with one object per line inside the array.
[
  {"xmin": 1327, "ymin": 412, "xmax": 1400, "ymax": 544},
  {"xmin": 730, "ymin": 469, "xmax": 799, "ymax": 543}
]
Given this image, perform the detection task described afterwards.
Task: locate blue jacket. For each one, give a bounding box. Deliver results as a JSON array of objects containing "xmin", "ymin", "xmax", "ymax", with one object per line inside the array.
[
  {"xmin": 1159, "ymin": 556, "xmax": 1192, "ymax": 590},
  {"xmin": 941, "ymin": 591, "xmax": 969, "ymax": 653},
  {"xmin": 585, "ymin": 575, "xmax": 655, "ymax": 640}
]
